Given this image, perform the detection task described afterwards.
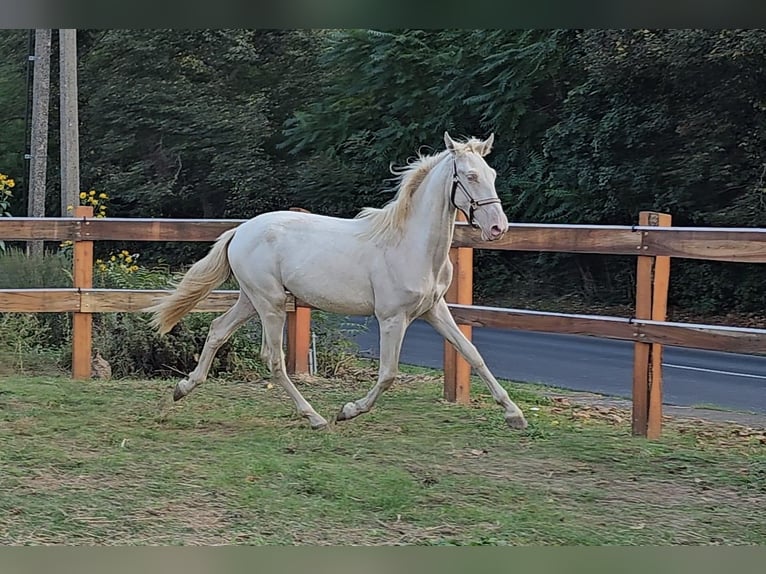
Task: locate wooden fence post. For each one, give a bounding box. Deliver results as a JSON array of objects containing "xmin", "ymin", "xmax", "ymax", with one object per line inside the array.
[
  {"xmin": 72, "ymin": 205, "xmax": 93, "ymax": 379},
  {"xmin": 632, "ymin": 211, "xmax": 671, "ymax": 438},
  {"xmin": 287, "ymin": 305, "xmax": 311, "ymax": 375},
  {"xmin": 444, "ymin": 211, "xmax": 473, "ymax": 403},
  {"xmin": 286, "ymin": 207, "xmax": 311, "ymax": 375}
]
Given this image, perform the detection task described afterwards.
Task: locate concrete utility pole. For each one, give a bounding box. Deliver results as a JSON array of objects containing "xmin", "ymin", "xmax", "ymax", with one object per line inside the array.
[
  {"xmin": 59, "ymin": 29, "xmax": 80, "ymax": 217},
  {"xmin": 27, "ymin": 29, "xmax": 52, "ymax": 256}
]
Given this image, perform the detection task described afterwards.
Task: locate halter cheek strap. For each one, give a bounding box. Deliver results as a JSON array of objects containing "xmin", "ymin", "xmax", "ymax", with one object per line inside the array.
[{"xmin": 449, "ymin": 157, "xmax": 501, "ymax": 227}]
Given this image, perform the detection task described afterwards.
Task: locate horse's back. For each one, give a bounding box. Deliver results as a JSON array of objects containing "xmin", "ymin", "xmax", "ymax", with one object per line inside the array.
[{"xmin": 227, "ymin": 210, "xmax": 377, "ymax": 315}]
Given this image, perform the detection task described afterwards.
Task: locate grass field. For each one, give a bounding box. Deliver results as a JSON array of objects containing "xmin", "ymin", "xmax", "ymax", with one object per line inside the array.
[{"xmin": 1, "ymin": 364, "xmax": 765, "ymax": 546}]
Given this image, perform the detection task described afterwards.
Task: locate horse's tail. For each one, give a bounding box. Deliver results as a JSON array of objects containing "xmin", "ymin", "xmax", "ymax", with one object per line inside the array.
[{"xmin": 146, "ymin": 227, "xmax": 238, "ymax": 335}]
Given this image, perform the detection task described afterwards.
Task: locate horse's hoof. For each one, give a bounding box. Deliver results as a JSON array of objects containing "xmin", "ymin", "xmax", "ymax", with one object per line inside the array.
[
  {"xmin": 173, "ymin": 381, "xmax": 188, "ymax": 402},
  {"xmin": 335, "ymin": 402, "xmax": 358, "ymax": 422},
  {"xmin": 505, "ymin": 414, "xmax": 528, "ymax": 430},
  {"xmin": 310, "ymin": 418, "xmax": 329, "ymax": 431}
]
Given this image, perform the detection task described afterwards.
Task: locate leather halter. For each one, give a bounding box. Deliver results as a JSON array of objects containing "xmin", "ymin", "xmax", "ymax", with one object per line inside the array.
[{"xmin": 449, "ymin": 156, "xmax": 502, "ymax": 227}]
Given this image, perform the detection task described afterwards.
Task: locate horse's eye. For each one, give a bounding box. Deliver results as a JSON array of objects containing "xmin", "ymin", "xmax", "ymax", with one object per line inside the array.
[{"xmin": 467, "ymin": 173, "xmax": 479, "ymax": 183}]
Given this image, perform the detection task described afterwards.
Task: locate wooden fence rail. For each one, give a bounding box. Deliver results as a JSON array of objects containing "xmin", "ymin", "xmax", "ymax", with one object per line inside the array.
[
  {"xmin": 2, "ymin": 289, "xmax": 762, "ymax": 353},
  {"xmin": 3, "ymin": 216, "xmax": 766, "ymax": 262},
  {"xmin": 1, "ymin": 212, "xmax": 765, "ymax": 439}
]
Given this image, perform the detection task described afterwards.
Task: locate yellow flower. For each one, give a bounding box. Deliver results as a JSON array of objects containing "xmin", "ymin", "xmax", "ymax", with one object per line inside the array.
[
  {"xmin": 130, "ymin": 265, "xmax": 139, "ymax": 272},
  {"xmin": 99, "ymin": 193, "xmax": 107, "ymax": 199},
  {"xmin": 95, "ymin": 259, "xmax": 102, "ymax": 264},
  {"xmin": 0, "ymin": 174, "xmax": 6, "ymax": 181},
  {"xmin": 125, "ymin": 255, "xmax": 133, "ymax": 263},
  {"xmin": 66, "ymin": 205, "xmax": 73, "ymax": 211},
  {"xmin": 121, "ymin": 250, "xmax": 129, "ymax": 256},
  {"xmin": 99, "ymin": 264, "xmax": 107, "ymax": 272},
  {"xmin": 110, "ymin": 255, "xmax": 116, "ymax": 262},
  {"xmin": 79, "ymin": 192, "xmax": 87, "ymax": 199},
  {"xmin": 7, "ymin": 179, "xmax": 14, "ymax": 188},
  {"xmin": 89, "ymin": 190, "xmax": 96, "ymax": 196}
]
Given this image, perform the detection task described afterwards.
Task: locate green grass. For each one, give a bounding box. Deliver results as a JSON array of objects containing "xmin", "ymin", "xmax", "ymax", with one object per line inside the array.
[{"xmin": 1, "ymin": 368, "xmax": 765, "ymax": 546}]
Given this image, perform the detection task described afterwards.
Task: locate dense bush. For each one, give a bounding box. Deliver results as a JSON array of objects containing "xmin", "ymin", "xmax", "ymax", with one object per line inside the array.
[{"xmin": 1, "ymin": 248, "xmax": 365, "ymax": 379}]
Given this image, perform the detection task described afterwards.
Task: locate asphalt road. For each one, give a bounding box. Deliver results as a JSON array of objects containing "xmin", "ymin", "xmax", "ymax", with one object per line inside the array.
[{"xmin": 344, "ymin": 317, "xmax": 766, "ymax": 414}]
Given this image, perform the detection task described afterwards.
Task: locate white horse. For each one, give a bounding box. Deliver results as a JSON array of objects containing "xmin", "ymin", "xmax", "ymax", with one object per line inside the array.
[{"xmin": 147, "ymin": 132, "xmax": 527, "ymax": 431}]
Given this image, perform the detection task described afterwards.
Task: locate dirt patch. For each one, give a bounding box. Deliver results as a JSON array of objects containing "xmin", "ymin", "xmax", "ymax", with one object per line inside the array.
[
  {"xmin": 543, "ymin": 390, "xmax": 766, "ymax": 430},
  {"xmin": 21, "ymin": 468, "xmax": 111, "ymax": 493}
]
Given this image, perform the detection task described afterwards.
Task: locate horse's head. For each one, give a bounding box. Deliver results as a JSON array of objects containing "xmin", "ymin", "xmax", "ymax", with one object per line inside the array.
[{"xmin": 444, "ymin": 131, "xmax": 508, "ymax": 241}]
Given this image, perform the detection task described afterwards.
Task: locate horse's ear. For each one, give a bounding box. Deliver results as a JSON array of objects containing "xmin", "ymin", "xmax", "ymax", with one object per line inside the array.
[
  {"xmin": 480, "ymin": 133, "xmax": 495, "ymax": 156},
  {"xmin": 444, "ymin": 131, "xmax": 456, "ymax": 152}
]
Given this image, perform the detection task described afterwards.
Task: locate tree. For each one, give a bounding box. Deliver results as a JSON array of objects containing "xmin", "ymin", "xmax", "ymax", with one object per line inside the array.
[
  {"xmin": 0, "ymin": 30, "xmax": 29, "ymax": 215},
  {"xmin": 77, "ymin": 30, "xmax": 275, "ymax": 220}
]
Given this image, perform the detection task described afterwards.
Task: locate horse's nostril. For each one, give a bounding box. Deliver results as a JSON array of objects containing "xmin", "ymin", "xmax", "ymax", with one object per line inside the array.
[{"xmin": 490, "ymin": 225, "xmax": 504, "ymax": 238}]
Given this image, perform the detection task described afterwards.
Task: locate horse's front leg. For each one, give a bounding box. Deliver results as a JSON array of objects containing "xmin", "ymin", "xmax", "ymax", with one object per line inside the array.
[
  {"xmin": 336, "ymin": 313, "xmax": 409, "ymax": 422},
  {"xmin": 421, "ymin": 298, "xmax": 527, "ymax": 430}
]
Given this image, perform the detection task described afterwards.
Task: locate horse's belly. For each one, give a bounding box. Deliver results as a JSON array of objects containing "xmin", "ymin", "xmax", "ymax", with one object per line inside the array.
[
  {"xmin": 281, "ymin": 256, "xmax": 375, "ymax": 316},
  {"xmin": 286, "ymin": 276, "xmax": 375, "ymax": 316},
  {"xmin": 295, "ymin": 291, "xmax": 375, "ymax": 316}
]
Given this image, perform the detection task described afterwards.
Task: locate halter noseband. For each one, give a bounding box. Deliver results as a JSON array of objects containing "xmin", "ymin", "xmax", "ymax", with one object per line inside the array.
[{"xmin": 449, "ymin": 156, "xmax": 502, "ymax": 227}]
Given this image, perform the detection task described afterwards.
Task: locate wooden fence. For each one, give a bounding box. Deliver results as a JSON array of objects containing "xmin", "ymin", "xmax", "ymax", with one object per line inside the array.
[{"xmin": 1, "ymin": 208, "xmax": 765, "ymax": 439}]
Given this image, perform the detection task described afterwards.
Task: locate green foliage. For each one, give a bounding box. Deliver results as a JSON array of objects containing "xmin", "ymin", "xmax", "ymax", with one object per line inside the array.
[
  {"xmin": 0, "ymin": 172, "xmax": 16, "ymax": 251},
  {"xmin": 311, "ymin": 311, "xmax": 369, "ymax": 378},
  {"xmin": 0, "ymin": 248, "xmax": 73, "ymax": 347},
  {"xmin": 0, "ymin": 30, "xmax": 26, "ymax": 213},
  {"xmin": 3, "ymin": 29, "xmax": 765, "ymax": 316},
  {"xmin": 0, "ymin": 313, "xmax": 51, "ymax": 371},
  {"xmin": 0, "ymin": 247, "xmax": 72, "ymax": 289},
  {"xmin": 86, "ymin": 311, "xmax": 264, "ymax": 380},
  {"xmin": 79, "ymin": 30, "xmax": 269, "ymax": 219},
  {"xmin": 281, "ymin": 30, "xmax": 571, "ymax": 217},
  {"xmin": 280, "ymin": 28, "xmax": 766, "ymax": 314},
  {"xmin": 542, "ymin": 30, "xmax": 766, "ymax": 226}
]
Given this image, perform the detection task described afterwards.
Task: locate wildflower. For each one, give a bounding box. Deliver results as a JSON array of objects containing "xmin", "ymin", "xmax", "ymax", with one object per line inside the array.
[
  {"xmin": 125, "ymin": 255, "xmax": 133, "ymax": 263},
  {"xmin": 130, "ymin": 265, "xmax": 139, "ymax": 272},
  {"xmin": 99, "ymin": 193, "xmax": 107, "ymax": 199},
  {"xmin": 6, "ymin": 179, "xmax": 13, "ymax": 188},
  {"xmin": 79, "ymin": 192, "xmax": 87, "ymax": 199},
  {"xmin": 110, "ymin": 255, "xmax": 116, "ymax": 262},
  {"xmin": 66, "ymin": 205, "xmax": 73, "ymax": 211},
  {"xmin": 89, "ymin": 190, "xmax": 96, "ymax": 196}
]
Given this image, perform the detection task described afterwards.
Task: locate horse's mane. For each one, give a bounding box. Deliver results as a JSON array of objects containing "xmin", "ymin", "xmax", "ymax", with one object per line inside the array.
[{"xmin": 356, "ymin": 137, "xmax": 486, "ymax": 243}]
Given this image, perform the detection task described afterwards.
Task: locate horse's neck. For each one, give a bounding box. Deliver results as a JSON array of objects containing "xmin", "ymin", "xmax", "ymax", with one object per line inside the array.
[{"xmin": 399, "ymin": 159, "xmax": 456, "ymax": 271}]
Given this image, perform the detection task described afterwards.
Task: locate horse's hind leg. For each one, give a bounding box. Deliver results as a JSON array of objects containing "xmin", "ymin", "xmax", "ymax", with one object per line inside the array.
[
  {"xmin": 253, "ymin": 296, "xmax": 328, "ymax": 430},
  {"xmin": 337, "ymin": 313, "xmax": 409, "ymax": 422},
  {"xmin": 173, "ymin": 293, "xmax": 255, "ymax": 401},
  {"xmin": 259, "ymin": 329, "xmax": 269, "ymax": 366}
]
